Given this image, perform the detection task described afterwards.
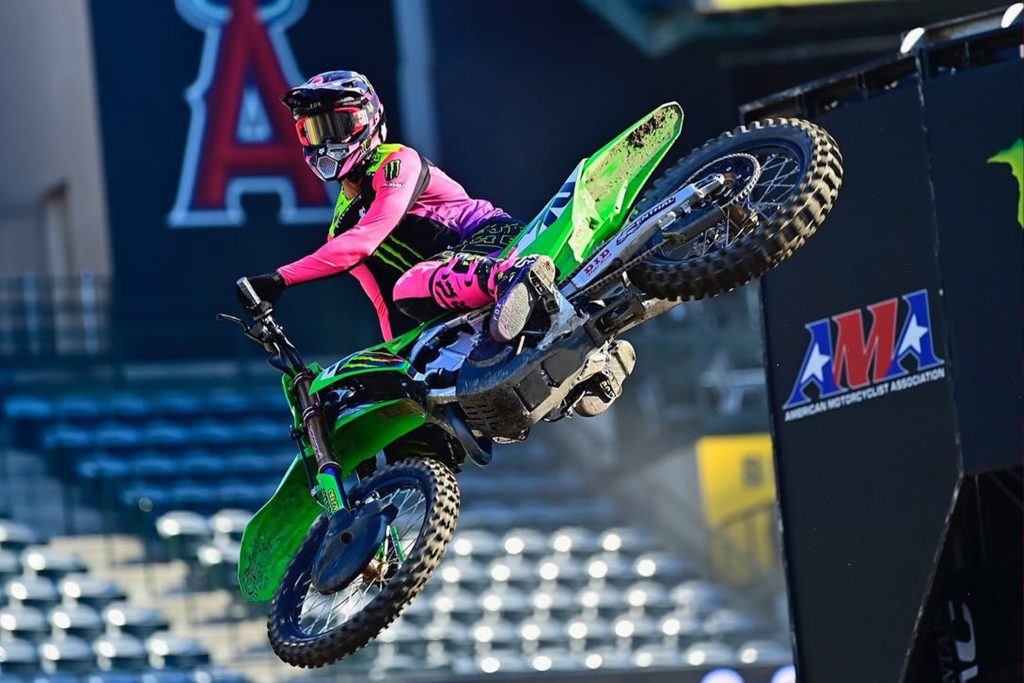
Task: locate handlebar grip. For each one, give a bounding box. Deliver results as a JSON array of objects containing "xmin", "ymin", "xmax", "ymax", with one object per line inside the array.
[{"xmin": 235, "ymin": 277, "xmax": 262, "ymax": 311}]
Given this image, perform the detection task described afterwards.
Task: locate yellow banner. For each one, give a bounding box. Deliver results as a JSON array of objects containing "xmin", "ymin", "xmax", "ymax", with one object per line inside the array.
[{"xmin": 696, "ymin": 433, "xmax": 777, "ymax": 586}]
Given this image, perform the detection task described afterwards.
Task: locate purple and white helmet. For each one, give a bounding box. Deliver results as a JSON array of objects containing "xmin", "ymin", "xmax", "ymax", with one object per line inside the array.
[{"xmin": 282, "ymin": 70, "xmax": 386, "ymax": 181}]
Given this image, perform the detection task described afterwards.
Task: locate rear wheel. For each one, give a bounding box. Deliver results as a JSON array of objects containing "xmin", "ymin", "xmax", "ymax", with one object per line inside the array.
[
  {"xmin": 267, "ymin": 458, "xmax": 459, "ymax": 668},
  {"xmin": 628, "ymin": 118, "xmax": 843, "ymax": 300}
]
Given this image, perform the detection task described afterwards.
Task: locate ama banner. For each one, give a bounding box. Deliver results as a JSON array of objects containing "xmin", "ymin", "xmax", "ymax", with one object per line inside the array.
[{"xmin": 89, "ymin": 0, "xmax": 398, "ymax": 358}]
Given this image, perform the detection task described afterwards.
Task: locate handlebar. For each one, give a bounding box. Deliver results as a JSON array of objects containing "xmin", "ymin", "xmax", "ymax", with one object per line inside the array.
[{"xmin": 219, "ymin": 277, "xmax": 304, "ymax": 374}]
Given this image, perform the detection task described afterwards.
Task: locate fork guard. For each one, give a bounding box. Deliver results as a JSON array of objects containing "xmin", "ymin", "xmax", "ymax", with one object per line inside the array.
[{"xmin": 311, "ymin": 499, "xmax": 399, "ymax": 595}]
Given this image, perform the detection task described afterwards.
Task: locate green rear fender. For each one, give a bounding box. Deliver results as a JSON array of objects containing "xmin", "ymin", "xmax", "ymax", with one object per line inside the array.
[
  {"xmin": 507, "ymin": 102, "xmax": 684, "ymax": 275},
  {"xmin": 237, "ymin": 399, "xmax": 427, "ymax": 603}
]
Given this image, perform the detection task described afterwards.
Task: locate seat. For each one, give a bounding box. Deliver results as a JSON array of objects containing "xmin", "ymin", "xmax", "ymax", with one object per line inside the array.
[
  {"xmin": 527, "ymin": 649, "xmax": 586, "ymax": 673},
  {"xmin": 0, "ymin": 523, "xmax": 41, "ymax": 552},
  {"xmin": 499, "ymin": 529, "xmax": 548, "ymax": 559},
  {"xmin": 576, "ymin": 584, "xmax": 628, "ymax": 617},
  {"xmin": 535, "ymin": 554, "xmax": 588, "ymax": 588},
  {"xmin": 659, "ymin": 609, "xmax": 706, "ymax": 644},
  {"xmin": 610, "ymin": 613, "xmax": 661, "ymax": 647},
  {"xmin": 477, "ymin": 587, "xmax": 532, "ymax": 621},
  {"xmin": 78, "ymin": 454, "xmax": 133, "ymax": 481},
  {"xmin": 624, "ymin": 580, "xmax": 672, "ymax": 616},
  {"xmin": 0, "ymin": 638, "xmax": 38, "ymax": 676},
  {"xmin": 5, "ymin": 576, "xmax": 60, "ymax": 609},
  {"xmin": 193, "ymin": 540, "xmax": 240, "ymax": 591},
  {"xmin": 155, "ymin": 512, "xmax": 210, "ymax": 561},
  {"xmin": 376, "ymin": 618, "xmax": 427, "ymax": 656},
  {"xmin": 585, "ymin": 552, "xmax": 635, "ymax": 586},
  {"xmin": 421, "ymin": 618, "xmax": 471, "ymax": 653},
  {"xmin": 703, "ymin": 607, "xmax": 761, "ymax": 644},
  {"xmin": 201, "ymin": 392, "xmax": 251, "ymax": 416},
  {"xmin": 429, "ymin": 591, "xmax": 481, "ymax": 624},
  {"xmin": 633, "ymin": 551, "xmax": 693, "ymax": 584},
  {"xmin": 469, "ymin": 618, "xmax": 518, "ymax": 651},
  {"xmin": 208, "ymin": 510, "xmax": 250, "ymax": 545},
  {"xmin": 577, "ymin": 648, "xmax": 633, "ymax": 671},
  {"xmin": 21, "ymin": 548, "xmax": 88, "ymax": 581},
  {"xmin": 565, "ymin": 616, "xmax": 616, "ymax": 648},
  {"xmin": 55, "ymin": 394, "xmax": 104, "ymax": 420},
  {"xmin": 188, "ymin": 421, "xmax": 233, "ymax": 447},
  {"xmin": 49, "ymin": 603, "xmax": 105, "ymax": 641},
  {"xmin": 449, "ymin": 530, "xmax": 503, "ymax": 561},
  {"xmin": 94, "ymin": 422, "xmax": 142, "ymax": 450},
  {"xmin": 738, "ymin": 639, "xmax": 792, "ymax": 665},
  {"xmin": 0, "ymin": 550, "xmax": 19, "ymax": 583},
  {"xmin": 669, "ymin": 580, "xmax": 727, "ymax": 617},
  {"xmin": 486, "ymin": 558, "xmax": 535, "ymax": 590},
  {"xmin": 188, "ymin": 667, "xmax": 249, "ymax": 683},
  {"xmin": 94, "ymin": 634, "xmax": 150, "ymax": 672},
  {"xmin": 103, "ymin": 604, "xmax": 170, "ymax": 640},
  {"xmin": 148, "ymin": 392, "xmax": 202, "ymax": 417},
  {"xmin": 631, "ymin": 646, "xmax": 684, "ymax": 669},
  {"xmin": 598, "ymin": 527, "xmax": 654, "ymax": 556},
  {"xmin": 43, "ymin": 425, "xmax": 94, "ymax": 453},
  {"xmin": 105, "ymin": 393, "xmax": 151, "ymax": 420},
  {"xmin": 0, "ymin": 605, "xmax": 49, "ymax": 642},
  {"xmin": 681, "ymin": 640, "xmax": 737, "ymax": 667},
  {"xmin": 549, "ymin": 527, "xmax": 602, "ymax": 556},
  {"xmin": 517, "ymin": 618, "xmax": 563, "ymax": 650},
  {"xmin": 38, "ymin": 636, "xmax": 96, "ymax": 675},
  {"xmin": 145, "ymin": 632, "xmax": 210, "ymax": 669},
  {"xmin": 528, "ymin": 587, "xmax": 577, "ymax": 620},
  {"xmin": 438, "ymin": 562, "xmax": 489, "ymax": 593}
]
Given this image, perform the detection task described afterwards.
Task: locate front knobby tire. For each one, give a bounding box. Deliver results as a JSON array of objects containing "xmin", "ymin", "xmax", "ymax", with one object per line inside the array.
[
  {"xmin": 267, "ymin": 458, "xmax": 460, "ymax": 668},
  {"xmin": 628, "ymin": 118, "xmax": 843, "ymax": 300}
]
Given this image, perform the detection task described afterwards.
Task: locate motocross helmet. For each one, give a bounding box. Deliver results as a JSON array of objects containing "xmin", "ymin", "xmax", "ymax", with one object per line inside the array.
[{"xmin": 282, "ymin": 71, "xmax": 386, "ymax": 181}]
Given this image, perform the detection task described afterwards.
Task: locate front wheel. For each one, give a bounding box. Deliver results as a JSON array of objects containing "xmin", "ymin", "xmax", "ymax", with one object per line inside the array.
[
  {"xmin": 628, "ymin": 118, "xmax": 843, "ymax": 300},
  {"xmin": 268, "ymin": 458, "xmax": 459, "ymax": 668}
]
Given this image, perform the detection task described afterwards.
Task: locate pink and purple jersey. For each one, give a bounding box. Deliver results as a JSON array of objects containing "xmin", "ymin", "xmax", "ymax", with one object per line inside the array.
[{"xmin": 277, "ymin": 144, "xmax": 511, "ymax": 339}]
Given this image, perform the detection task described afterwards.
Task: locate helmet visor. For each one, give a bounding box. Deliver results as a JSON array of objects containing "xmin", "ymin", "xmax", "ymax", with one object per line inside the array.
[{"xmin": 295, "ymin": 106, "xmax": 369, "ymax": 146}]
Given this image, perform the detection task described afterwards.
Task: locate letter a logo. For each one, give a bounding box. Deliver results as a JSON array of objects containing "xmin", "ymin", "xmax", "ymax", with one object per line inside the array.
[{"xmin": 169, "ymin": 0, "xmax": 334, "ymax": 227}]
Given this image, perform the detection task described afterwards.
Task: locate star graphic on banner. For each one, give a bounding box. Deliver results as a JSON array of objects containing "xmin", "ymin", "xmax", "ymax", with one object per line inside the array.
[
  {"xmin": 801, "ymin": 343, "xmax": 831, "ymax": 383},
  {"xmin": 898, "ymin": 315, "xmax": 928, "ymax": 355}
]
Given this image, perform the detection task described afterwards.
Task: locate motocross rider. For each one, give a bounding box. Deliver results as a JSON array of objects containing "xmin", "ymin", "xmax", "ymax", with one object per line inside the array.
[{"xmin": 241, "ymin": 71, "xmax": 556, "ymax": 343}]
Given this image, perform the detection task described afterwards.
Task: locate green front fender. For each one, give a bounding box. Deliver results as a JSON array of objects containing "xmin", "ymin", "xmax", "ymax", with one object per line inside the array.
[{"xmin": 236, "ymin": 397, "xmax": 427, "ymax": 603}]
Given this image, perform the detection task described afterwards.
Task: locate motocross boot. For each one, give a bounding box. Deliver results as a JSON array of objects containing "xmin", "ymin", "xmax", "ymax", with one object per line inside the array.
[
  {"xmin": 489, "ymin": 255, "xmax": 558, "ymax": 343},
  {"xmin": 575, "ymin": 339, "xmax": 637, "ymax": 417}
]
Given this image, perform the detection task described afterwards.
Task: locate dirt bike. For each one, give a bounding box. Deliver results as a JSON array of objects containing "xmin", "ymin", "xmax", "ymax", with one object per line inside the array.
[{"xmin": 217, "ymin": 103, "xmax": 843, "ymax": 668}]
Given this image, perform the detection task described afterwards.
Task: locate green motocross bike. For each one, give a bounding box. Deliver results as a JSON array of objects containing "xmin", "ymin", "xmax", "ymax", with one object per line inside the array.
[{"xmin": 218, "ymin": 103, "xmax": 842, "ymax": 668}]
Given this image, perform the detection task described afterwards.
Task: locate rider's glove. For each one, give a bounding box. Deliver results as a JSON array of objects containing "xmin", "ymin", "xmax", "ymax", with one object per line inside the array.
[{"xmin": 239, "ymin": 272, "xmax": 286, "ymax": 308}]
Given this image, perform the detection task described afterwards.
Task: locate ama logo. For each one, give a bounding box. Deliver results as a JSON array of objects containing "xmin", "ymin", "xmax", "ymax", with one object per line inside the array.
[
  {"xmin": 782, "ymin": 289, "xmax": 946, "ymax": 421},
  {"xmin": 169, "ymin": 0, "xmax": 334, "ymax": 227}
]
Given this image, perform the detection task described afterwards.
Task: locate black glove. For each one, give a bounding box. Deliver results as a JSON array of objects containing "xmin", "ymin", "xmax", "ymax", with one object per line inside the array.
[{"xmin": 237, "ymin": 272, "xmax": 286, "ymax": 309}]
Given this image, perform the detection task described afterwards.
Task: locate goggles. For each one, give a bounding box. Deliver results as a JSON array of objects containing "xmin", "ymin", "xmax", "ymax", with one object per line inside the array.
[{"xmin": 294, "ymin": 106, "xmax": 370, "ymax": 147}]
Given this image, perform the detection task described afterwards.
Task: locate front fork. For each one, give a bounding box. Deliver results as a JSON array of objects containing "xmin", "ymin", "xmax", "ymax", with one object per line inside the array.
[
  {"xmin": 290, "ymin": 370, "xmax": 409, "ymax": 563},
  {"xmin": 290, "ymin": 370, "xmax": 349, "ymax": 513}
]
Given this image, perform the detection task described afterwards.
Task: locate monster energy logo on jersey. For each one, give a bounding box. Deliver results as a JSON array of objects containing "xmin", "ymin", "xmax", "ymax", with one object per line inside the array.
[{"xmin": 383, "ymin": 159, "xmax": 402, "ymax": 181}]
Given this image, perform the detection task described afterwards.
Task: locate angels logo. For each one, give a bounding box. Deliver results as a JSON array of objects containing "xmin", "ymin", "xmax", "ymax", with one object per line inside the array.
[{"xmin": 169, "ymin": 0, "xmax": 333, "ymax": 227}]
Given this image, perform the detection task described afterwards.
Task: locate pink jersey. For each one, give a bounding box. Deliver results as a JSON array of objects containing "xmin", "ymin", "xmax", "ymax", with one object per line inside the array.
[{"xmin": 277, "ymin": 145, "xmax": 508, "ymax": 286}]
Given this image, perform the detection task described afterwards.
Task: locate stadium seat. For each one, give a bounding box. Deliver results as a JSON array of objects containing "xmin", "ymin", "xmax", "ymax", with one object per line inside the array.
[
  {"xmin": 623, "ymin": 580, "xmax": 671, "ymax": 616},
  {"xmin": 632, "ymin": 552, "xmax": 692, "ymax": 584},
  {"xmin": 141, "ymin": 669, "xmax": 194, "ymax": 683},
  {"xmin": 528, "ymin": 587, "xmax": 577, "ymax": 620},
  {"xmin": 94, "ymin": 422, "xmax": 142, "ymax": 450},
  {"xmin": 527, "ymin": 649, "xmax": 585, "ymax": 673},
  {"xmin": 429, "ymin": 591, "xmax": 481, "ymax": 624},
  {"xmin": 477, "ymin": 588, "xmax": 532, "ymax": 621},
  {"xmin": 0, "ymin": 605, "xmax": 49, "ymax": 642},
  {"xmin": 470, "ymin": 618, "xmax": 518, "ymax": 651},
  {"xmin": 486, "ymin": 558, "xmax": 534, "ymax": 590},
  {"xmin": 499, "ymin": 529, "xmax": 548, "ymax": 559},
  {"xmin": 0, "ymin": 522, "xmax": 41, "ymax": 552},
  {"xmin": 610, "ymin": 614, "xmax": 661, "ymax": 647},
  {"xmin": 631, "ymin": 646, "xmax": 684, "ymax": 669},
  {"xmin": 20, "ymin": 548, "xmax": 88, "ymax": 581},
  {"xmin": 659, "ymin": 609, "xmax": 706, "ymax": 644},
  {"xmin": 584, "ymin": 552, "xmax": 635, "ymax": 586},
  {"xmin": 189, "ymin": 667, "xmax": 249, "ymax": 683},
  {"xmin": 103, "ymin": 604, "xmax": 170, "ymax": 640},
  {"xmin": 55, "ymin": 395, "xmax": 104, "ymax": 420},
  {"xmin": 44, "ymin": 425, "xmax": 94, "ymax": 453},
  {"xmin": 49, "ymin": 603, "xmax": 106, "ymax": 641},
  {"xmin": 0, "ymin": 551, "xmax": 19, "ymax": 584},
  {"xmin": 58, "ymin": 575, "xmax": 127, "ymax": 610},
  {"xmin": 208, "ymin": 510, "xmax": 250, "ymax": 545},
  {"xmin": 4, "ymin": 576, "xmax": 60, "ymax": 609},
  {"xmin": 377, "ymin": 618, "xmax": 428, "ymax": 656},
  {"xmin": 598, "ymin": 527, "xmax": 654, "ymax": 556},
  {"xmin": 578, "ymin": 648, "xmax": 634, "ymax": 671},
  {"xmin": 438, "ymin": 562, "xmax": 489, "ymax": 593},
  {"xmin": 145, "ymin": 632, "xmax": 210, "ymax": 669},
  {"xmin": 94, "ymin": 634, "xmax": 150, "ymax": 672},
  {"xmin": 669, "ymin": 580, "xmax": 727, "ymax": 616},
  {"xmin": 681, "ymin": 640, "xmax": 737, "ymax": 667},
  {"xmin": 421, "ymin": 618, "xmax": 471, "ymax": 653},
  {"xmin": 450, "ymin": 530, "xmax": 503, "ymax": 561},
  {"xmin": 0, "ymin": 638, "xmax": 38, "ymax": 675},
  {"xmin": 565, "ymin": 616, "xmax": 616, "ymax": 649},
  {"xmin": 155, "ymin": 513, "xmax": 210, "ymax": 561},
  {"xmin": 534, "ymin": 555, "xmax": 588, "ymax": 588},
  {"xmin": 105, "ymin": 393, "xmax": 151, "ymax": 420},
  {"xmin": 517, "ymin": 618, "xmax": 563, "ymax": 651},
  {"xmin": 38, "ymin": 636, "xmax": 96, "ymax": 674},
  {"xmin": 702, "ymin": 607, "xmax": 761, "ymax": 643},
  {"xmin": 148, "ymin": 392, "xmax": 202, "ymax": 417},
  {"xmin": 738, "ymin": 639, "xmax": 792, "ymax": 665},
  {"xmin": 576, "ymin": 585, "xmax": 628, "ymax": 618},
  {"xmin": 194, "ymin": 540, "xmax": 240, "ymax": 590},
  {"xmin": 549, "ymin": 527, "xmax": 602, "ymax": 556}
]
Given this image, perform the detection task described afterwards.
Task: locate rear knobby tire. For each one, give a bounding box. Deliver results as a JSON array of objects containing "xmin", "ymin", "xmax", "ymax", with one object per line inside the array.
[
  {"xmin": 628, "ymin": 118, "xmax": 843, "ymax": 300},
  {"xmin": 267, "ymin": 457, "xmax": 459, "ymax": 668}
]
